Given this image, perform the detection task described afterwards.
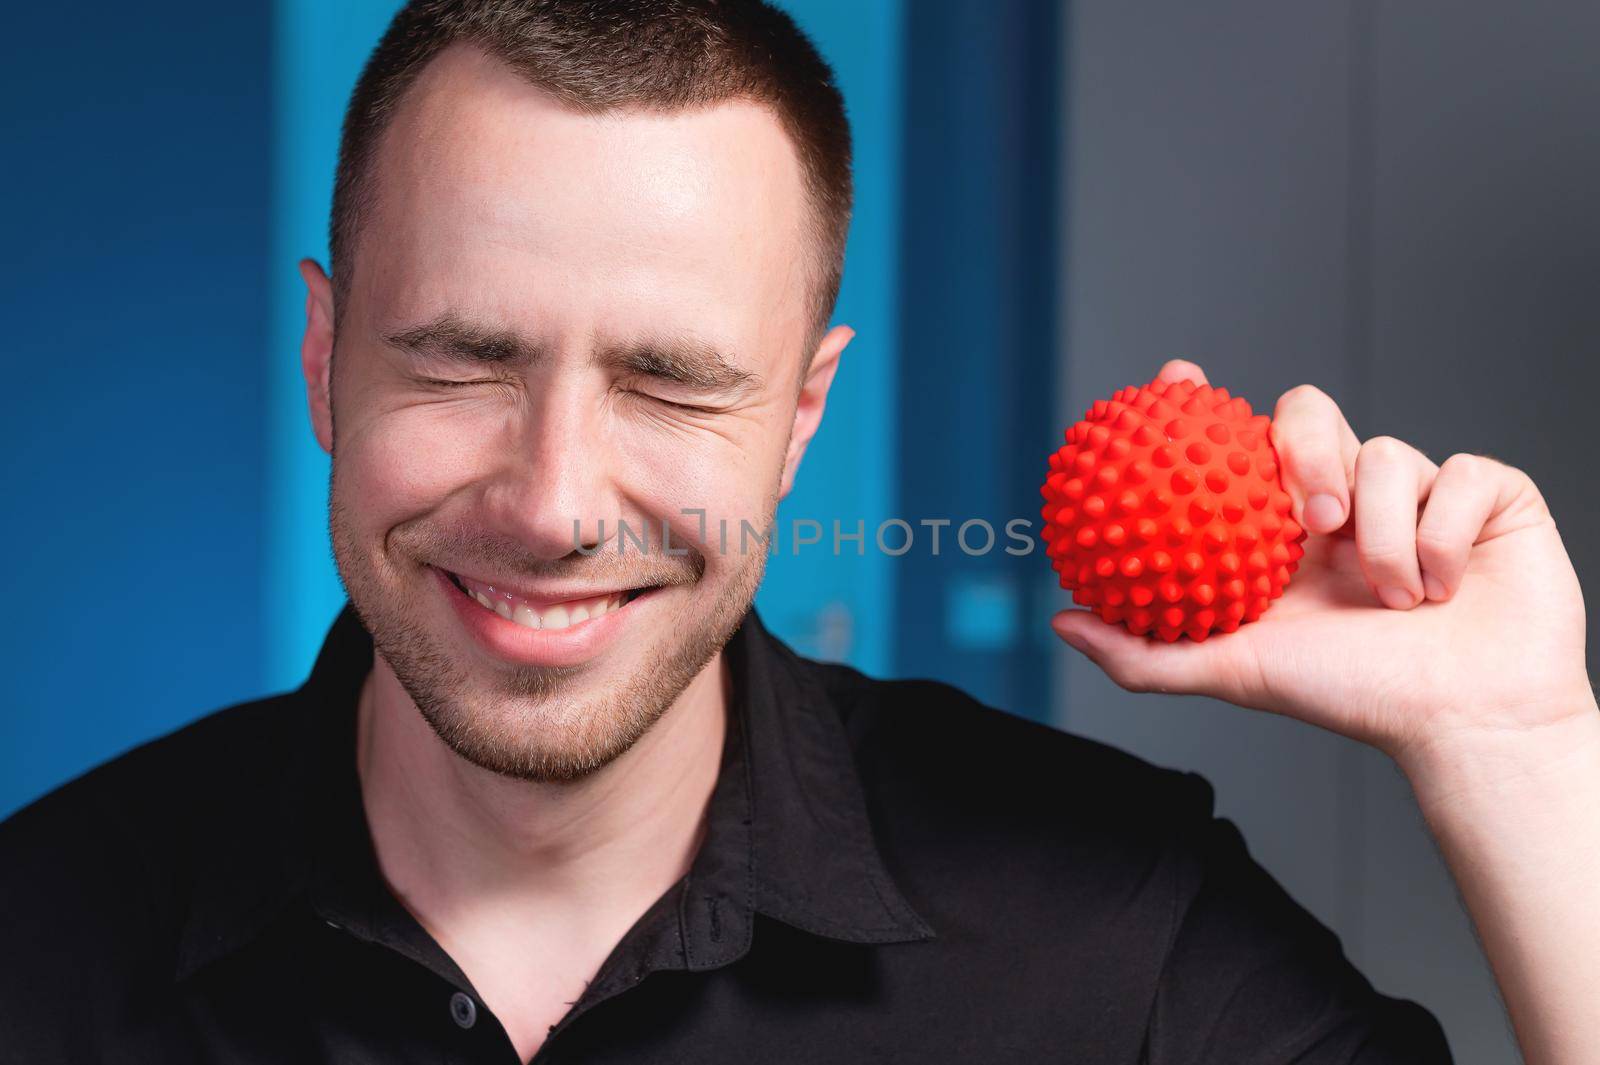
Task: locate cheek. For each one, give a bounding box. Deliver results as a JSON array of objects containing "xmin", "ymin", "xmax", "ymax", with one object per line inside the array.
[
  {"xmin": 335, "ymin": 404, "xmax": 492, "ymax": 530},
  {"xmin": 613, "ymin": 420, "xmax": 784, "ymax": 569}
]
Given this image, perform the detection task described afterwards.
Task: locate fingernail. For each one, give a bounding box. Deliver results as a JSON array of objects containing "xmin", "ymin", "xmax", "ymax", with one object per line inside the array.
[
  {"xmin": 1422, "ymin": 573, "xmax": 1447, "ymax": 600},
  {"xmin": 1378, "ymin": 585, "xmax": 1417, "ymax": 610},
  {"xmin": 1305, "ymin": 493, "xmax": 1344, "ymax": 531}
]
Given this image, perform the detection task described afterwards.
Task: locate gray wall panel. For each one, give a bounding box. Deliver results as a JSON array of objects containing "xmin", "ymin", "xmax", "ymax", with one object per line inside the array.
[{"xmin": 1053, "ymin": 2, "xmax": 1596, "ymax": 1061}]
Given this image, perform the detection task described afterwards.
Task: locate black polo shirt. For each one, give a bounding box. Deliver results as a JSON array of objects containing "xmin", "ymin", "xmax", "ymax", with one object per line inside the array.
[{"xmin": 0, "ymin": 602, "xmax": 1452, "ymax": 1063}]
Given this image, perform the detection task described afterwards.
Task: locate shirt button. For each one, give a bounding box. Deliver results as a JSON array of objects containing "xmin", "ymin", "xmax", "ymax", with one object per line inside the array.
[{"xmin": 449, "ymin": 991, "xmax": 477, "ymax": 1030}]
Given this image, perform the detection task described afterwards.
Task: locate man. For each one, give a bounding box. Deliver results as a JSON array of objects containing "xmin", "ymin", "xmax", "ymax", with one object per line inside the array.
[{"xmin": 2, "ymin": 1, "xmax": 1595, "ymax": 1062}]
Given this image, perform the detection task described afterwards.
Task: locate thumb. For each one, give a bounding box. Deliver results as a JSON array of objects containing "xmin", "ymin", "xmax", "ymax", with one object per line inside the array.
[
  {"xmin": 1051, "ymin": 609, "xmax": 1218, "ymax": 697},
  {"xmin": 1050, "ymin": 609, "xmax": 1101, "ymax": 657},
  {"xmin": 1153, "ymin": 358, "xmax": 1209, "ymax": 388}
]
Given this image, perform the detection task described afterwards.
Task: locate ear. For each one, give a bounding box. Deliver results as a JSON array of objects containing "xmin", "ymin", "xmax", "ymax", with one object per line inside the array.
[
  {"xmin": 778, "ymin": 323, "xmax": 853, "ymax": 500},
  {"xmin": 298, "ymin": 258, "xmax": 337, "ymax": 455}
]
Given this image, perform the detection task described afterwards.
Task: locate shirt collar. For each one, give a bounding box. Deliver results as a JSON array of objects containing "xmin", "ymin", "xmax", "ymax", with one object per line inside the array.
[{"xmin": 175, "ymin": 600, "xmax": 934, "ymax": 983}]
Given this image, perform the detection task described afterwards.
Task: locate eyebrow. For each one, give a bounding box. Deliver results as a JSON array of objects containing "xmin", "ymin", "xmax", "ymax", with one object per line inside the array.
[
  {"xmin": 381, "ymin": 312, "xmax": 543, "ymax": 365},
  {"xmin": 381, "ymin": 311, "xmax": 760, "ymax": 394},
  {"xmin": 594, "ymin": 335, "xmax": 760, "ymax": 394}
]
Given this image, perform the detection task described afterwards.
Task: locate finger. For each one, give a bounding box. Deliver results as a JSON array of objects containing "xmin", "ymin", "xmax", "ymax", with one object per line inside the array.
[
  {"xmin": 1270, "ymin": 384, "xmax": 1361, "ymax": 536},
  {"xmin": 1412, "ymin": 453, "xmax": 1511, "ymax": 601},
  {"xmin": 1051, "ymin": 608, "xmax": 1222, "ymax": 697},
  {"xmin": 1352, "ymin": 435, "xmax": 1439, "ymax": 609},
  {"xmin": 1154, "ymin": 358, "xmax": 1209, "ymax": 387}
]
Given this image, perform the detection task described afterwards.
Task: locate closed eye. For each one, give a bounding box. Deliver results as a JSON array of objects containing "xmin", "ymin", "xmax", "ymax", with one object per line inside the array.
[
  {"xmin": 417, "ymin": 376, "xmax": 501, "ymax": 389},
  {"xmin": 618, "ymin": 385, "xmax": 723, "ymax": 415}
]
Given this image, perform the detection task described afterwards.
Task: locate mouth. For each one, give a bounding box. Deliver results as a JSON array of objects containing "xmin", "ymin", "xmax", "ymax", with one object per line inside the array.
[{"xmin": 438, "ymin": 567, "xmax": 655, "ymax": 632}]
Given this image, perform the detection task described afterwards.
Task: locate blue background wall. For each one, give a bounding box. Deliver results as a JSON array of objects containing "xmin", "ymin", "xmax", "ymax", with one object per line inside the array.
[
  {"xmin": 2, "ymin": 2, "xmax": 274, "ymax": 817},
  {"xmin": 1, "ymin": 0, "xmax": 1060, "ymax": 818},
  {"xmin": 893, "ymin": 0, "xmax": 1061, "ymax": 716}
]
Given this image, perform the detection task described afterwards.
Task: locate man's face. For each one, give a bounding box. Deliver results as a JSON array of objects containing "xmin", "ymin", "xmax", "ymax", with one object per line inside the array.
[{"xmin": 305, "ymin": 44, "xmax": 847, "ymax": 782}]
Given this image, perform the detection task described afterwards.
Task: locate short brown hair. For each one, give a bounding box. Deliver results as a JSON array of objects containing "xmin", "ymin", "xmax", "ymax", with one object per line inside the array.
[{"xmin": 330, "ymin": 0, "xmax": 852, "ymax": 361}]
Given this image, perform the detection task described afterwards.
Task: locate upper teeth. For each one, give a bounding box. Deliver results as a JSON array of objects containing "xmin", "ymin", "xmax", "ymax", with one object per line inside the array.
[{"xmin": 456, "ymin": 576, "xmax": 626, "ymax": 631}]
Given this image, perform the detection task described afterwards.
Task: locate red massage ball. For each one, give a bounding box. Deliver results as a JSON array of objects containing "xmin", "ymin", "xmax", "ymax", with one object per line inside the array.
[{"xmin": 1039, "ymin": 376, "xmax": 1308, "ymax": 642}]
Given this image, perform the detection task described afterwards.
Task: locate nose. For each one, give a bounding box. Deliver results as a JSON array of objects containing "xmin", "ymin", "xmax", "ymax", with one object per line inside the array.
[{"xmin": 478, "ymin": 376, "xmax": 618, "ymax": 561}]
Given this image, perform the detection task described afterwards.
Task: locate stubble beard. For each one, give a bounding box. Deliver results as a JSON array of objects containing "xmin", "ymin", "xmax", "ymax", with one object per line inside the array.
[{"xmin": 328, "ymin": 472, "xmax": 776, "ymax": 784}]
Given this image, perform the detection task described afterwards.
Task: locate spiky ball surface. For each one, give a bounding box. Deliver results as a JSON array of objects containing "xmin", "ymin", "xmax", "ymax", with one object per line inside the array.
[{"xmin": 1040, "ymin": 377, "xmax": 1308, "ymax": 642}]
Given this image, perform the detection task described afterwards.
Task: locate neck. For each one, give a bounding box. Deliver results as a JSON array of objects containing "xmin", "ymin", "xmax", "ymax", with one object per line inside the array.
[{"xmin": 356, "ymin": 653, "xmax": 729, "ymax": 924}]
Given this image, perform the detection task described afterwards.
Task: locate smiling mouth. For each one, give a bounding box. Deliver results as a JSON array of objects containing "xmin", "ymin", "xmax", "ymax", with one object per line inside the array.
[{"xmin": 441, "ymin": 568, "xmax": 651, "ymax": 631}]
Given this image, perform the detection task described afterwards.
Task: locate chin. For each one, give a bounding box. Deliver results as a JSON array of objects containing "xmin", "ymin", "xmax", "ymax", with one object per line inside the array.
[{"xmin": 376, "ymin": 599, "xmax": 702, "ymax": 784}]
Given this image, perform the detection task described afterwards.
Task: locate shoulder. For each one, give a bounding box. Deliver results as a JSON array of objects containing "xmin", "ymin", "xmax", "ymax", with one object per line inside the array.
[
  {"xmin": 0, "ymin": 691, "xmax": 306, "ymax": 1015},
  {"xmin": 781, "ymin": 652, "xmax": 1453, "ymax": 1058},
  {"xmin": 0, "ymin": 689, "xmax": 306, "ymax": 877}
]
